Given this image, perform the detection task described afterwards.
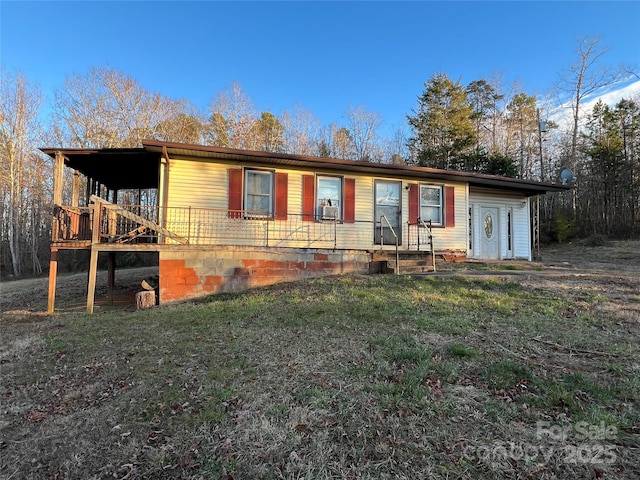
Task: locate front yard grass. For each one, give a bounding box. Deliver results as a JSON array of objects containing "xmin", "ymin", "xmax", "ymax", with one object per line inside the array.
[{"xmin": 1, "ymin": 273, "xmax": 638, "ymax": 479}]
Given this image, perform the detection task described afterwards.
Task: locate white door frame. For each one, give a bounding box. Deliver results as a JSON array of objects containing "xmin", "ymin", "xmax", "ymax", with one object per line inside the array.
[{"xmin": 471, "ymin": 204, "xmax": 502, "ymax": 260}]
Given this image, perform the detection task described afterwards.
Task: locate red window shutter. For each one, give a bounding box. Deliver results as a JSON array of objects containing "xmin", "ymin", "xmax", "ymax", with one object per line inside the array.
[
  {"xmin": 343, "ymin": 178, "xmax": 355, "ymax": 223},
  {"xmin": 408, "ymin": 184, "xmax": 419, "ymax": 225},
  {"xmin": 274, "ymin": 172, "xmax": 288, "ymax": 220},
  {"xmin": 228, "ymin": 168, "xmax": 243, "ymax": 218},
  {"xmin": 302, "ymin": 175, "xmax": 315, "ymax": 222},
  {"xmin": 445, "ymin": 185, "xmax": 455, "ymax": 227}
]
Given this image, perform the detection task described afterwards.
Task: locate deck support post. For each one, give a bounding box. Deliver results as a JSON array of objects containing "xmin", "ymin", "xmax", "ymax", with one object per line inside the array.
[
  {"xmin": 107, "ymin": 252, "xmax": 116, "ymax": 306},
  {"xmin": 87, "ymin": 199, "xmax": 103, "ymax": 314},
  {"xmin": 47, "ymin": 248, "xmax": 59, "ymax": 313},
  {"xmin": 48, "ymin": 151, "xmax": 65, "ymax": 314},
  {"xmin": 87, "ymin": 247, "xmax": 98, "ymax": 314}
]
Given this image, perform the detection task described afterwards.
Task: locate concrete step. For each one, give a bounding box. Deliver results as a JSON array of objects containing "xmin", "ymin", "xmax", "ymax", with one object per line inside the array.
[
  {"xmin": 384, "ymin": 258, "xmax": 436, "ymax": 274},
  {"xmin": 388, "ymin": 263, "xmax": 435, "ymax": 274},
  {"xmin": 387, "ymin": 258, "xmax": 431, "ymax": 267},
  {"xmin": 373, "ymin": 250, "xmax": 434, "ymax": 261}
]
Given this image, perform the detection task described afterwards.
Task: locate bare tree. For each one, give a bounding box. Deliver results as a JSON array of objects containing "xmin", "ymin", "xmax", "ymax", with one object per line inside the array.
[
  {"xmin": 206, "ymin": 81, "xmax": 259, "ymax": 150},
  {"xmin": 344, "ymin": 105, "xmax": 383, "ymax": 162},
  {"xmin": 53, "ymin": 65, "xmax": 194, "ymax": 148},
  {"xmin": 382, "ymin": 124, "xmax": 409, "ymax": 164},
  {"xmin": 0, "ymin": 71, "xmax": 45, "ymax": 276},
  {"xmin": 317, "ymin": 123, "xmax": 356, "ymax": 160},
  {"xmin": 155, "ymin": 108, "xmax": 206, "ymax": 145},
  {"xmin": 557, "ymin": 35, "xmax": 629, "ymax": 172},
  {"xmin": 280, "ymin": 103, "xmax": 321, "ymax": 155}
]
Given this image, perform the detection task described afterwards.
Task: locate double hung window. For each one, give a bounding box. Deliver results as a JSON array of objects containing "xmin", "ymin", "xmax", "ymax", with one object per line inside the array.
[
  {"xmin": 244, "ymin": 170, "xmax": 273, "ymax": 218},
  {"xmin": 316, "ymin": 176, "xmax": 342, "ymax": 220},
  {"xmin": 302, "ymin": 174, "xmax": 355, "ymax": 223},
  {"xmin": 420, "ymin": 185, "xmax": 443, "ymax": 225}
]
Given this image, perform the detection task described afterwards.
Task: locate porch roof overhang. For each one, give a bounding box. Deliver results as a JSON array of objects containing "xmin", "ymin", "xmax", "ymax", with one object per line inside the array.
[
  {"xmin": 142, "ymin": 140, "xmax": 572, "ymax": 196},
  {"xmin": 40, "ymin": 147, "xmax": 160, "ymax": 191}
]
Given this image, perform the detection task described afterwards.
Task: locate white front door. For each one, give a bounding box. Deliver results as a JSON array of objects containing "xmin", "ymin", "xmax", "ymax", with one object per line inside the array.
[{"xmin": 480, "ymin": 207, "xmax": 500, "ymax": 259}]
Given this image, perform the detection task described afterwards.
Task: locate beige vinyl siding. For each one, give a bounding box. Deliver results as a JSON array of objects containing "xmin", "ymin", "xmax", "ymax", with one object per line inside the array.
[
  {"xmin": 469, "ymin": 188, "xmax": 531, "ymax": 260},
  {"xmin": 167, "ymin": 158, "xmax": 228, "ymax": 209},
  {"xmin": 163, "ymin": 155, "xmax": 469, "ymax": 252},
  {"xmin": 398, "ymin": 180, "xmax": 468, "ymax": 254},
  {"xmin": 428, "ymin": 182, "xmax": 467, "ymax": 253}
]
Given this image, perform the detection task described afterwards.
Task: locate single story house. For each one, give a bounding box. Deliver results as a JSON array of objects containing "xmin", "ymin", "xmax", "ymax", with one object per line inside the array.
[{"xmin": 41, "ymin": 140, "xmax": 569, "ymax": 313}]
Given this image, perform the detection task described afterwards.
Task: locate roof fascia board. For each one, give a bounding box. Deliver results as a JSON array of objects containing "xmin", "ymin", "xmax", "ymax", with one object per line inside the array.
[{"xmin": 141, "ymin": 140, "xmax": 570, "ymax": 195}]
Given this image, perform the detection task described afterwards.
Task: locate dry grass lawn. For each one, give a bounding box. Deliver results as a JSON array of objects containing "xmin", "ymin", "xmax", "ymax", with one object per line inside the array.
[{"xmin": 1, "ymin": 240, "xmax": 639, "ymax": 479}]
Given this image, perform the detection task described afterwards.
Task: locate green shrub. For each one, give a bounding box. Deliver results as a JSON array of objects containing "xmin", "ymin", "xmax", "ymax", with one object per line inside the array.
[
  {"xmin": 555, "ymin": 214, "xmax": 576, "ymax": 243},
  {"xmin": 583, "ymin": 234, "xmax": 607, "ymax": 247}
]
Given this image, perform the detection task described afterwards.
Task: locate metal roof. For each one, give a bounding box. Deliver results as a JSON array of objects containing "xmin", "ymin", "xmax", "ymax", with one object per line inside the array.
[{"xmin": 41, "ymin": 140, "xmax": 572, "ymax": 195}]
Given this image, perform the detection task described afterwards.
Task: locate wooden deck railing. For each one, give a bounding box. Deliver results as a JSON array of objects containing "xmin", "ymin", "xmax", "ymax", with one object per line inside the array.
[
  {"xmin": 52, "ymin": 205, "xmax": 92, "ymax": 242},
  {"xmin": 52, "ymin": 197, "xmax": 439, "ymax": 253},
  {"xmin": 52, "ymin": 197, "xmax": 340, "ymax": 249}
]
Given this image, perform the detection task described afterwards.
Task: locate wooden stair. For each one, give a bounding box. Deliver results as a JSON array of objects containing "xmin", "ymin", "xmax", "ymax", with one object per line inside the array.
[{"xmin": 90, "ymin": 195, "xmax": 188, "ymax": 244}]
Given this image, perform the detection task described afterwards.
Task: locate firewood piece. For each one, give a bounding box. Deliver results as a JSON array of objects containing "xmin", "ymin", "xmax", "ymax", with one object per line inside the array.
[{"xmin": 135, "ymin": 290, "xmax": 156, "ymax": 310}]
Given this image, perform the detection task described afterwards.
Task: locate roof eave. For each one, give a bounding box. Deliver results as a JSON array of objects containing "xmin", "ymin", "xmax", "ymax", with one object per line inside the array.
[{"xmin": 141, "ymin": 139, "xmax": 571, "ymax": 195}]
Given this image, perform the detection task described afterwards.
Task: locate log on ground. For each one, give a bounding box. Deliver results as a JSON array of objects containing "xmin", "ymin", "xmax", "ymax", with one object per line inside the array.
[{"xmin": 135, "ymin": 290, "xmax": 156, "ymax": 310}]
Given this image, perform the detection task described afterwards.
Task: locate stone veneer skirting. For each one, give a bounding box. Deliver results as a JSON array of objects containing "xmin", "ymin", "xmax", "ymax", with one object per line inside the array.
[{"xmin": 159, "ymin": 246, "xmax": 372, "ymax": 304}]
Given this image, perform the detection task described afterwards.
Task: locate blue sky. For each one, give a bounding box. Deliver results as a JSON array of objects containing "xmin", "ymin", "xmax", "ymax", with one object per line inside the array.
[{"xmin": 2, "ymin": 1, "xmax": 639, "ymax": 135}]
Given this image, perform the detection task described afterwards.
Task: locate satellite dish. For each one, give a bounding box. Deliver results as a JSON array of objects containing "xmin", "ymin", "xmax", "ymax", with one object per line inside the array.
[{"xmin": 560, "ymin": 168, "xmax": 577, "ymax": 185}]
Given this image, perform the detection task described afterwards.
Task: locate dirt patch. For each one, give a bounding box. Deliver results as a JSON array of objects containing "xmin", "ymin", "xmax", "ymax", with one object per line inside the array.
[
  {"xmin": 434, "ymin": 239, "xmax": 640, "ymax": 305},
  {"xmin": 1, "ymin": 266, "xmax": 158, "ymax": 313}
]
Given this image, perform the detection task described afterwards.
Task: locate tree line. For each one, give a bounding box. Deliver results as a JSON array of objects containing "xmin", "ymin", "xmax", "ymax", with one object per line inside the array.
[{"xmin": 1, "ymin": 35, "xmax": 638, "ymax": 277}]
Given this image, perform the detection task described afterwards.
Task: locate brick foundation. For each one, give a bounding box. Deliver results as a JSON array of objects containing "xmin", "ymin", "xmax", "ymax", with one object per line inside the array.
[{"xmin": 159, "ymin": 246, "xmax": 371, "ymax": 304}]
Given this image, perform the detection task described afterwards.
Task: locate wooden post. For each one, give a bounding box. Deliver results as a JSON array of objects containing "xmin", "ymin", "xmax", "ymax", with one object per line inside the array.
[
  {"xmin": 53, "ymin": 151, "xmax": 64, "ymax": 206},
  {"xmin": 71, "ymin": 170, "xmax": 80, "ymax": 207},
  {"xmin": 87, "ymin": 200, "xmax": 103, "ymax": 314},
  {"xmin": 49, "ymin": 152, "xmax": 65, "ymax": 314},
  {"xmin": 47, "ymin": 248, "xmax": 59, "ymax": 313},
  {"xmin": 87, "ymin": 247, "xmax": 99, "ymax": 314},
  {"xmin": 91, "ymin": 198, "xmax": 102, "ymax": 244},
  {"xmin": 51, "ymin": 215, "xmax": 59, "ymax": 243},
  {"xmin": 86, "ymin": 177, "xmax": 92, "ymax": 205},
  {"xmin": 107, "ymin": 252, "xmax": 115, "ymax": 306},
  {"xmin": 161, "ymin": 146, "xmax": 171, "ymax": 244}
]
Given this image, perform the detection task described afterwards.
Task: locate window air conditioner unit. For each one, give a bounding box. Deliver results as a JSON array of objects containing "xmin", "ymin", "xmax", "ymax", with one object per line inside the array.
[{"xmin": 321, "ymin": 205, "xmax": 340, "ymax": 220}]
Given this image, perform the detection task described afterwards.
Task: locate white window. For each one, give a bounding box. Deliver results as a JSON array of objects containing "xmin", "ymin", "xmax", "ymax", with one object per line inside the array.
[
  {"xmin": 317, "ymin": 176, "xmax": 342, "ymax": 220},
  {"xmin": 420, "ymin": 185, "xmax": 443, "ymax": 225},
  {"xmin": 244, "ymin": 170, "xmax": 273, "ymax": 217}
]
